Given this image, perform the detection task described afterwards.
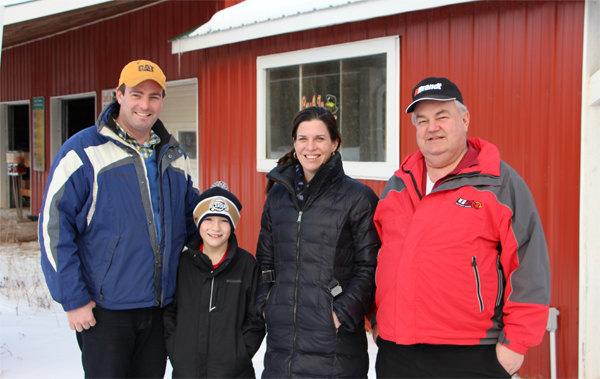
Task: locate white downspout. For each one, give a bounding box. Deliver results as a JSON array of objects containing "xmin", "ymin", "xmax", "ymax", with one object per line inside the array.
[{"xmin": 547, "ymin": 307, "xmax": 560, "ymax": 379}]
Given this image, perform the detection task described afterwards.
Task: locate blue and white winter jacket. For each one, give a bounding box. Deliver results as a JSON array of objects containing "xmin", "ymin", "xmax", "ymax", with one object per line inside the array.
[{"xmin": 39, "ymin": 101, "xmax": 199, "ymax": 312}]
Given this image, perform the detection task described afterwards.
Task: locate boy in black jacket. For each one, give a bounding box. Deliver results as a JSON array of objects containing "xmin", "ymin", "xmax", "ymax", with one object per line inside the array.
[{"xmin": 164, "ymin": 181, "xmax": 265, "ymax": 378}]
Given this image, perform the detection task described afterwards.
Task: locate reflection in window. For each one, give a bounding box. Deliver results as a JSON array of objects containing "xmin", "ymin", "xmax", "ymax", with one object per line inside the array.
[
  {"xmin": 178, "ymin": 131, "xmax": 197, "ymax": 159},
  {"xmin": 266, "ymin": 54, "xmax": 386, "ymax": 162}
]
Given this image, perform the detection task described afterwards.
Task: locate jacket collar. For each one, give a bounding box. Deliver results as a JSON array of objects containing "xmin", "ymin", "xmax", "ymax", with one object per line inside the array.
[
  {"xmin": 96, "ymin": 100, "xmax": 176, "ymax": 154},
  {"xmin": 185, "ymin": 233, "xmax": 239, "ymax": 275},
  {"xmin": 398, "ymin": 137, "xmax": 500, "ymax": 179},
  {"xmin": 397, "ymin": 138, "xmax": 502, "ymax": 199},
  {"xmin": 267, "ymin": 152, "xmax": 344, "ymax": 197}
]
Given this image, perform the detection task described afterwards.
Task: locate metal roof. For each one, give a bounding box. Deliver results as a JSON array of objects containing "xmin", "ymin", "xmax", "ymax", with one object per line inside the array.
[
  {"xmin": 1, "ymin": 0, "xmax": 162, "ymax": 50},
  {"xmin": 2, "ymin": 0, "xmax": 112, "ymax": 25},
  {"xmin": 171, "ymin": 0, "xmax": 474, "ymax": 53}
]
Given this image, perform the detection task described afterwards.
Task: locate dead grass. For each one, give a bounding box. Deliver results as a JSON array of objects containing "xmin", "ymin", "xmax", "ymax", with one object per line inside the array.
[
  {"xmin": 0, "ymin": 208, "xmax": 38, "ymax": 245},
  {"xmin": 0, "ymin": 256, "xmax": 52, "ymax": 313},
  {"xmin": 0, "ymin": 211, "xmax": 51, "ymax": 313}
]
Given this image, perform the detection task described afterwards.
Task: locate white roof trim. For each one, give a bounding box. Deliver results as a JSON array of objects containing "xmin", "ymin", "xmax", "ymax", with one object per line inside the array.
[
  {"xmin": 171, "ymin": 0, "xmax": 474, "ymax": 53},
  {"xmin": 2, "ymin": 0, "xmax": 113, "ymax": 25}
]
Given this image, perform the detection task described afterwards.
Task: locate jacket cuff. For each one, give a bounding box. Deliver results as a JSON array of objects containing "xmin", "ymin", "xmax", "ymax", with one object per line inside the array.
[
  {"xmin": 498, "ymin": 332, "xmax": 529, "ymax": 355},
  {"xmin": 62, "ymin": 295, "xmax": 92, "ymax": 312},
  {"xmin": 501, "ymin": 341, "xmax": 528, "ymax": 355}
]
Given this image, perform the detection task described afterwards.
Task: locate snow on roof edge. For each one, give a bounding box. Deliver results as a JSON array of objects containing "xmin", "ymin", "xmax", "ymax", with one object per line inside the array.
[
  {"xmin": 187, "ymin": 0, "xmax": 366, "ymax": 38},
  {"xmin": 171, "ymin": 0, "xmax": 474, "ymax": 54}
]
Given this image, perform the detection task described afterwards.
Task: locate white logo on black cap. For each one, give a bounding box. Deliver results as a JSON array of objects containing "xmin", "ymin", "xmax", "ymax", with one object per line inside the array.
[{"xmin": 416, "ymin": 83, "xmax": 443, "ymax": 95}]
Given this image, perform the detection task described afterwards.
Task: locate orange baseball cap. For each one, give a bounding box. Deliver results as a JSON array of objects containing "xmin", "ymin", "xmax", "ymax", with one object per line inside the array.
[{"xmin": 118, "ymin": 60, "xmax": 166, "ymax": 91}]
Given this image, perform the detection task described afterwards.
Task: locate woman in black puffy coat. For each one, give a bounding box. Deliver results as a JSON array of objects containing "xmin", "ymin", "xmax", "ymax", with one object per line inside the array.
[{"xmin": 255, "ymin": 106, "xmax": 381, "ymax": 378}]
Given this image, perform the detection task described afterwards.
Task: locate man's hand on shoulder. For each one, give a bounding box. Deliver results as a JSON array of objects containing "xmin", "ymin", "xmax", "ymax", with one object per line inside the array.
[
  {"xmin": 67, "ymin": 301, "xmax": 97, "ymax": 332},
  {"xmin": 496, "ymin": 342, "xmax": 524, "ymax": 375}
]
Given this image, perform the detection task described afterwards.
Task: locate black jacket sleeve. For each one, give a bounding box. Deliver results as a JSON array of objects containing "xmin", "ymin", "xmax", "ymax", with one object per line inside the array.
[
  {"xmin": 255, "ymin": 196, "xmax": 274, "ymax": 317},
  {"xmin": 163, "ymin": 256, "xmax": 181, "ymax": 355},
  {"xmin": 243, "ymin": 259, "xmax": 266, "ymax": 357},
  {"xmin": 332, "ymin": 185, "xmax": 380, "ymax": 331}
]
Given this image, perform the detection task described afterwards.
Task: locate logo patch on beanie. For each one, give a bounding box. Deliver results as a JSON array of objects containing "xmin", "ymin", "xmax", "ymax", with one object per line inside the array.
[
  {"xmin": 415, "ymin": 83, "xmax": 443, "ymax": 96},
  {"xmin": 209, "ymin": 198, "xmax": 229, "ymax": 213}
]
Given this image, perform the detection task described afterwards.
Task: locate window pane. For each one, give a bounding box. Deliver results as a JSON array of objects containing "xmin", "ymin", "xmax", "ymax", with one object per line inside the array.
[
  {"xmin": 266, "ymin": 66, "xmax": 299, "ymax": 159},
  {"xmin": 178, "ymin": 131, "xmax": 197, "ymax": 159},
  {"xmin": 265, "ymin": 53, "xmax": 386, "ymax": 162},
  {"xmin": 340, "ymin": 54, "xmax": 386, "ymax": 162}
]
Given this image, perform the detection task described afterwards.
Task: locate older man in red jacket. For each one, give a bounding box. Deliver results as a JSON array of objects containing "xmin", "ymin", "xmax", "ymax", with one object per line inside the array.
[{"xmin": 372, "ymin": 77, "xmax": 551, "ymax": 378}]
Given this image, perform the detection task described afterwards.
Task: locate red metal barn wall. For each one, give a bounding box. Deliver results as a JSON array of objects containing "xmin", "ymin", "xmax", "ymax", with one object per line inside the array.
[
  {"xmin": 196, "ymin": 1, "xmax": 582, "ymax": 378},
  {"xmin": 0, "ymin": 0, "xmax": 242, "ymax": 214}
]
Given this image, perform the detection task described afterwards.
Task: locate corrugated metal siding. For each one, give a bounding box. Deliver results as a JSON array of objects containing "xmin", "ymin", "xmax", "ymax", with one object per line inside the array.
[
  {"xmin": 0, "ymin": 0, "xmax": 243, "ymax": 213},
  {"xmin": 0, "ymin": 0, "xmax": 583, "ymax": 377},
  {"xmin": 196, "ymin": 2, "xmax": 582, "ymax": 378}
]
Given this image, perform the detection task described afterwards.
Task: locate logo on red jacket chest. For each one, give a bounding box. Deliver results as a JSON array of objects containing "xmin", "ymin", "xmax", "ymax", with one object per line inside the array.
[{"xmin": 455, "ymin": 197, "xmax": 482, "ymax": 210}]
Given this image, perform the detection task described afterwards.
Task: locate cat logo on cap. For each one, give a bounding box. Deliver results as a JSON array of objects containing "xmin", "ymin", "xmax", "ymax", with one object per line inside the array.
[{"xmin": 209, "ymin": 198, "xmax": 229, "ymax": 213}]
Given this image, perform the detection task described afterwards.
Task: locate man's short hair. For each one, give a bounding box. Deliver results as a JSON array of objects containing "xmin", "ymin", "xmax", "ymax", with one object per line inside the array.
[{"xmin": 117, "ymin": 83, "xmax": 166, "ymax": 98}]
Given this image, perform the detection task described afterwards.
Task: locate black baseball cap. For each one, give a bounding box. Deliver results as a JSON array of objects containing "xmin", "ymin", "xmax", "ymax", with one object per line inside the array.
[{"xmin": 405, "ymin": 77, "xmax": 463, "ymax": 113}]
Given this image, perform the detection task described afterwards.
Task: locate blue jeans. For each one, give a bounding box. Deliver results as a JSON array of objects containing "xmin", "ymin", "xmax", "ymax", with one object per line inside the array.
[{"xmin": 76, "ymin": 306, "xmax": 167, "ymax": 378}]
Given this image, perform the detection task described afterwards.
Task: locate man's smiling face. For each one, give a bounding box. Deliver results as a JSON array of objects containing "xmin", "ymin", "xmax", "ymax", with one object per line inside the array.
[
  {"xmin": 414, "ymin": 100, "xmax": 469, "ymax": 170},
  {"xmin": 115, "ymin": 80, "xmax": 165, "ymax": 143}
]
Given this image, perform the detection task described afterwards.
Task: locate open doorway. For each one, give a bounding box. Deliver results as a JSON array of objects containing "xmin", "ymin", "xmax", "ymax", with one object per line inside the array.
[
  {"xmin": 0, "ymin": 101, "xmax": 31, "ymax": 209},
  {"xmin": 7, "ymin": 104, "xmax": 31, "ymax": 208},
  {"xmin": 50, "ymin": 92, "xmax": 97, "ymax": 161},
  {"xmin": 61, "ymin": 97, "xmax": 96, "ymax": 143}
]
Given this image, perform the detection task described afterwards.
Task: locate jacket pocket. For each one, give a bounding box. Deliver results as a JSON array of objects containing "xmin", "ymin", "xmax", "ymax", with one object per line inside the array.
[
  {"xmin": 495, "ymin": 255, "xmax": 504, "ymax": 307},
  {"xmin": 330, "ymin": 295, "xmax": 339, "ymax": 341},
  {"xmin": 95, "ymin": 233, "xmax": 120, "ymax": 301},
  {"xmin": 471, "ymin": 256, "xmax": 484, "ymax": 312}
]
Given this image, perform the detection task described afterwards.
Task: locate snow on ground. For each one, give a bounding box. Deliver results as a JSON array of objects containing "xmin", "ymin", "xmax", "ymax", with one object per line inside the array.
[{"xmin": 0, "ymin": 242, "xmax": 378, "ymax": 378}]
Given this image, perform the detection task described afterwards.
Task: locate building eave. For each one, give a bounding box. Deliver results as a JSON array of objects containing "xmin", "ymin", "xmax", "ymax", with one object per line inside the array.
[{"xmin": 171, "ymin": 0, "xmax": 475, "ymax": 54}]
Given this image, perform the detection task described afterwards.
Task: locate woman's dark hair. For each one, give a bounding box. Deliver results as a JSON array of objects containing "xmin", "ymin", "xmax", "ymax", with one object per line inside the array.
[{"xmin": 265, "ymin": 106, "xmax": 342, "ymax": 194}]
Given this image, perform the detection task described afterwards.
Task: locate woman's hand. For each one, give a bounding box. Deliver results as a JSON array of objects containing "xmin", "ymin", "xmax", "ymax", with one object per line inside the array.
[
  {"xmin": 372, "ymin": 323, "xmax": 378, "ymax": 343},
  {"xmin": 333, "ymin": 311, "xmax": 341, "ymax": 329}
]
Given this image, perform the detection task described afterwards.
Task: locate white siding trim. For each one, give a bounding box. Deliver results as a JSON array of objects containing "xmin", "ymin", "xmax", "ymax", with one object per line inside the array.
[{"xmin": 579, "ymin": 1, "xmax": 600, "ymax": 378}]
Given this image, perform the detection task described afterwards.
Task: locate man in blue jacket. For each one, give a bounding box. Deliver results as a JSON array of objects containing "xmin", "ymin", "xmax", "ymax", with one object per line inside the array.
[{"xmin": 39, "ymin": 60, "xmax": 198, "ymax": 378}]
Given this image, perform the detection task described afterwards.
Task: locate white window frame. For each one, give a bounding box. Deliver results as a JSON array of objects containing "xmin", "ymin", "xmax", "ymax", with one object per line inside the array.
[
  {"xmin": 164, "ymin": 78, "xmax": 199, "ymax": 189},
  {"xmin": 256, "ymin": 36, "xmax": 400, "ymax": 181}
]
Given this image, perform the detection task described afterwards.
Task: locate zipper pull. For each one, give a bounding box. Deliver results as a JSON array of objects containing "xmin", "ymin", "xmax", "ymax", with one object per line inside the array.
[
  {"xmin": 297, "ymin": 211, "xmax": 303, "ymax": 223},
  {"xmin": 209, "ymin": 277, "xmax": 216, "ymax": 312}
]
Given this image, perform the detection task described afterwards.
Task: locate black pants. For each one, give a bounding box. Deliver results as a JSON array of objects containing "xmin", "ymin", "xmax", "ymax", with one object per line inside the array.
[
  {"xmin": 376, "ymin": 338, "xmax": 511, "ymax": 378},
  {"xmin": 76, "ymin": 306, "xmax": 167, "ymax": 379}
]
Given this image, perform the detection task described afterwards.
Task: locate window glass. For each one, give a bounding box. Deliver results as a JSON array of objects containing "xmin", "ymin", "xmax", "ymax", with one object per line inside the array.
[
  {"xmin": 266, "ymin": 54, "xmax": 386, "ymax": 162},
  {"xmin": 257, "ymin": 36, "xmax": 399, "ymax": 180}
]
